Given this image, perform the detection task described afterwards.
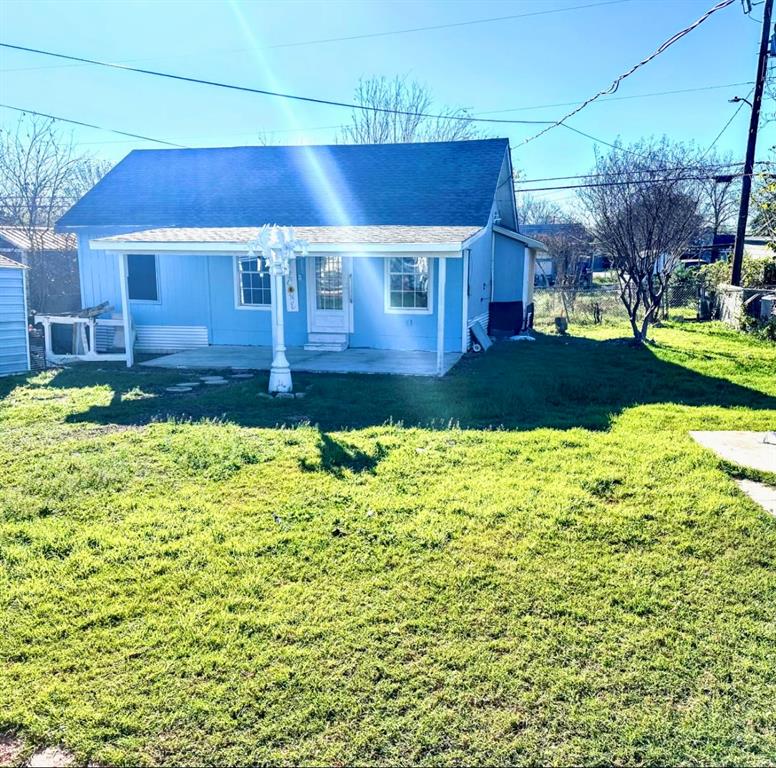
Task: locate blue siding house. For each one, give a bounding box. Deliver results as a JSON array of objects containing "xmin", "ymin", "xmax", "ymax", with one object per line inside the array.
[
  {"xmin": 0, "ymin": 255, "xmax": 30, "ymax": 376},
  {"xmin": 57, "ymin": 139, "xmax": 545, "ymax": 375}
]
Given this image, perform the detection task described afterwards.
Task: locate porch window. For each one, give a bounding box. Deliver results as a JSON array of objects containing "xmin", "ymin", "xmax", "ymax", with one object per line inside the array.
[
  {"xmin": 127, "ymin": 254, "xmax": 159, "ymax": 302},
  {"xmin": 385, "ymin": 256, "xmax": 432, "ymax": 313},
  {"xmin": 236, "ymin": 255, "xmax": 271, "ymax": 307}
]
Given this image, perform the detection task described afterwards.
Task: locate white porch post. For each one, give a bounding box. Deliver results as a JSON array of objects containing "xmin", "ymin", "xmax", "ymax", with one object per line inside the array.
[
  {"xmin": 268, "ymin": 262, "xmax": 292, "ymax": 394},
  {"xmin": 251, "ymin": 226, "xmax": 308, "ymax": 395},
  {"xmin": 117, "ymin": 252, "xmax": 134, "ymax": 367},
  {"xmin": 436, "ymin": 256, "xmax": 447, "ymax": 376}
]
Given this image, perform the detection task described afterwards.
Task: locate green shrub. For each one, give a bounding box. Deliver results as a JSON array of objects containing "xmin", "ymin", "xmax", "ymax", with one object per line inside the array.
[
  {"xmin": 698, "ymin": 256, "xmax": 776, "ymax": 291},
  {"xmin": 741, "ymin": 314, "xmax": 776, "ymax": 341}
]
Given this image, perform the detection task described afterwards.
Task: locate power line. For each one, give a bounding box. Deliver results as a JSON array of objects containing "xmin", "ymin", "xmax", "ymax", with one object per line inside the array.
[
  {"xmin": 516, "ymin": 170, "xmax": 761, "ymax": 193},
  {"xmin": 0, "ymin": 0, "xmax": 635, "ymax": 74},
  {"xmin": 0, "ymin": 103, "xmax": 186, "ymax": 148},
  {"xmin": 265, "ymin": 0, "xmax": 637, "ymax": 49},
  {"xmin": 516, "ymin": 160, "xmax": 766, "ymax": 185},
  {"xmin": 699, "ymin": 88, "xmax": 753, "ymax": 158},
  {"xmin": 0, "ymin": 42, "xmax": 556, "ymax": 126},
  {"xmin": 477, "ymin": 81, "xmax": 754, "ymax": 115},
  {"xmin": 518, "ymin": 0, "xmax": 737, "ymax": 146}
]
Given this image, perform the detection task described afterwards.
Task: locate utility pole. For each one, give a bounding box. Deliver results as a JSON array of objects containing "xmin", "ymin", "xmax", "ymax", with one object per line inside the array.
[{"xmin": 731, "ymin": 0, "xmax": 774, "ymax": 286}]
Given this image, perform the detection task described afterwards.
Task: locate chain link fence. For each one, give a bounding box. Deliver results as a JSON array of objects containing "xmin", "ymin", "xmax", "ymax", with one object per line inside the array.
[{"xmin": 533, "ymin": 282, "xmax": 700, "ymax": 327}]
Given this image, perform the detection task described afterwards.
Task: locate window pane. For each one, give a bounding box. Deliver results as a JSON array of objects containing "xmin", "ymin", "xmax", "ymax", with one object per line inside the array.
[
  {"xmin": 237, "ymin": 256, "xmax": 271, "ymax": 305},
  {"xmin": 388, "ymin": 256, "xmax": 429, "ymax": 310},
  {"xmin": 316, "ymin": 257, "xmax": 343, "ymax": 311},
  {"xmin": 127, "ymin": 254, "xmax": 158, "ymax": 301}
]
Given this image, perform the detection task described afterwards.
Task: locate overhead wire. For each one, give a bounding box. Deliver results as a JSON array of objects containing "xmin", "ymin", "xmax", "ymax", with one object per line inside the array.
[
  {"xmin": 0, "ymin": 0, "xmax": 636, "ymax": 73},
  {"xmin": 517, "ymin": 0, "xmax": 738, "ymax": 146},
  {"xmin": 0, "ymin": 42, "xmax": 556, "ymax": 126},
  {"xmin": 0, "ymin": 103, "xmax": 186, "ymax": 147}
]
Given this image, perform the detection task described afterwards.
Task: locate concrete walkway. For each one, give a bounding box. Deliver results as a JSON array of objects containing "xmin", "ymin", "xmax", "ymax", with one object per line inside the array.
[
  {"xmin": 142, "ymin": 345, "xmax": 462, "ymax": 377},
  {"xmin": 690, "ymin": 431, "xmax": 776, "ymax": 474},
  {"xmin": 690, "ymin": 431, "xmax": 776, "ymax": 517},
  {"xmin": 736, "ymin": 480, "xmax": 776, "ymax": 517}
]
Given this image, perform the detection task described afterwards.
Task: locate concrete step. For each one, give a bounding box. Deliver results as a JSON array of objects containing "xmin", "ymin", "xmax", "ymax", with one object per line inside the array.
[
  {"xmin": 304, "ymin": 341, "xmax": 349, "ymax": 352},
  {"xmin": 305, "ymin": 332, "xmax": 348, "ymax": 351},
  {"xmin": 307, "ymin": 332, "xmax": 347, "ymax": 344}
]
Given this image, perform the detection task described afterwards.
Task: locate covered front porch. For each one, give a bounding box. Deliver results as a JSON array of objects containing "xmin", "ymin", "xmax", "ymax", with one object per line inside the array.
[{"xmin": 141, "ymin": 345, "xmax": 462, "ymax": 376}]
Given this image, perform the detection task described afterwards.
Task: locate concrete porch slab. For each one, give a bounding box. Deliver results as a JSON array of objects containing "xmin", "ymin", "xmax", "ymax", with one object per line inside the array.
[
  {"xmin": 690, "ymin": 431, "xmax": 776, "ymax": 474},
  {"xmin": 141, "ymin": 345, "xmax": 462, "ymax": 377}
]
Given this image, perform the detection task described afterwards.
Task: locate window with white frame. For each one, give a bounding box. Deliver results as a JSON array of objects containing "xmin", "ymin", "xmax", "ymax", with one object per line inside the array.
[
  {"xmin": 386, "ymin": 256, "xmax": 431, "ymax": 312},
  {"xmin": 236, "ymin": 255, "xmax": 271, "ymax": 307}
]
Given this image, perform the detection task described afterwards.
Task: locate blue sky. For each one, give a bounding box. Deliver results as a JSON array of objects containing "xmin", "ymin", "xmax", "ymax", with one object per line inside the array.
[{"xmin": 1, "ymin": 0, "xmax": 772, "ymax": 208}]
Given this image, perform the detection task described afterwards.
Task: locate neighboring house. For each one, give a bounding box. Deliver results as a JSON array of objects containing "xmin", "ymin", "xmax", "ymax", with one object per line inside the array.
[
  {"xmin": 0, "ymin": 227, "xmax": 79, "ymax": 313},
  {"xmin": 521, "ymin": 223, "xmax": 597, "ymax": 286},
  {"xmin": 0, "ymin": 254, "xmax": 30, "ymax": 376},
  {"xmin": 57, "ymin": 139, "xmax": 546, "ymax": 374},
  {"xmin": 743, "ymin": 235, "xmax": 775, "ymax": 261}
]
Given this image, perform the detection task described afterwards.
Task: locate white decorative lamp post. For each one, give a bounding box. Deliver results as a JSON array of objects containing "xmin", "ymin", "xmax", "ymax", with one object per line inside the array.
[{"xmin": 248, "ymin": 225, "xmax": 308, "ymax": 394}]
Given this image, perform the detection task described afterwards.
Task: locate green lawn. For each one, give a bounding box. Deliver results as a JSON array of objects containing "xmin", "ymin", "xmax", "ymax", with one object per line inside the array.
[{"xmin": 1, "ymin": 322, "xmax": 775, "ymax": 766}]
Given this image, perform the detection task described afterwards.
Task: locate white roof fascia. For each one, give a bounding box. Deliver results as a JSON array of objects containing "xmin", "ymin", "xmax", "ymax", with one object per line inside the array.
[
  {"xmin": 89, "ymin": 239, "xmax": 466, "ymax": 256},
  {"xmin": 493, "ymin": 225, "xmax": 548, "ymax": 252}
]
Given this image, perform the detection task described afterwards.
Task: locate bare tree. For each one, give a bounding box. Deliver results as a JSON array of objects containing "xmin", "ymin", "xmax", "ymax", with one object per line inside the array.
[
  {"xmin": 341, "ymin": 76, "xmax": 481, "ymax": 144},
  {"xmin": 578, "ymin": 138, "xmax": 704, "ymax": 343},
  {"xmin": 0, "ymin": 115, "xmax": 112, "ymax": 310},
  {"xmin": 516, "ymin": 194, "xmax": 566, "ymax": 226},
  {"xmin": 542, "ymin": 223, "xmax": 594, "ymax": 319},
  {"xmin": 697, "ymin": 150, "xmax": 740, "ymax": 259}
]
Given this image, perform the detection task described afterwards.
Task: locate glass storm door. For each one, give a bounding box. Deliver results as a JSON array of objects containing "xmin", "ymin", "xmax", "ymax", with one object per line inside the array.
[{"xmin": 309, "ymin": 256, "xmax": 350, "ymax": 334}]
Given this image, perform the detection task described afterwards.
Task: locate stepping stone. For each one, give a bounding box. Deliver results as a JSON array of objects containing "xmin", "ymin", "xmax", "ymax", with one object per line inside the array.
[
  {"xmin": 28, "ymin": 746, "xmax": 75, "ymax": 767},
  {"xmin": 203, "ymin": 379, "xmax": 228, "ymax": 385},
  {"xmin": 177, "ymin": 381, "xmax": 201, "ymax": 387},
  {"xmin": 231, "ymin": 373, "xmax": 254, "ymax": 379},
  {"xmin": 166, "ymin": 386, "xmax": 193, "ymax": 393},
  {"xmin": 275, "ymin": 392, "xmax": 295, "ymax": 399}
]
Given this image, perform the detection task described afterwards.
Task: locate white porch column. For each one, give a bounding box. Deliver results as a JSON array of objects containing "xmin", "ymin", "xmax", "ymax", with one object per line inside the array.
[
  {"xmin": 436, "ymin": 256, "xmax": 447, "ymax": 376},
  {"xmin": 117, "ymin": 252, "xmax": 134, "ymax": 367},
  {"xmin": 268, "ymin": 262, "xmax": 292, "ymax": 394}
]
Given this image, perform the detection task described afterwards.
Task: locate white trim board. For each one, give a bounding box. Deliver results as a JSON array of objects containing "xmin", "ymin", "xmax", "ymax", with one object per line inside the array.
[
  {"xmin": 90, "ymin": 239, "xmax": 467, "ymax": 256},
  {"xmin": 493, "ymin": 225, "xmax": 548, "ymax": 252}
]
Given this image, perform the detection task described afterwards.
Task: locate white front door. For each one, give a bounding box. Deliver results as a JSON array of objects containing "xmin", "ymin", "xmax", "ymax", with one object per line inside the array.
[{"xmin": 308, "ymin": 255, "xmax": 351, "ymax": 335}]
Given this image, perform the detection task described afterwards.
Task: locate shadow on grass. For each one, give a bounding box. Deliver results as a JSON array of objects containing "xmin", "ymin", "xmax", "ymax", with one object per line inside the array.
[
  {"xmin": 4, "ymin": 332, "xmax": 774, "ymax": 432},
  {"xmin": 300, "ymin": 432, "xmax": 388, "ymax": 476}
]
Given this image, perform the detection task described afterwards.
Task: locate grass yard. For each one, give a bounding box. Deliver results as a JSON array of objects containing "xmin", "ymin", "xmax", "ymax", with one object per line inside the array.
[{"xmin": 1, "ymin": 322, "xmax": 775, "ymax": 766}]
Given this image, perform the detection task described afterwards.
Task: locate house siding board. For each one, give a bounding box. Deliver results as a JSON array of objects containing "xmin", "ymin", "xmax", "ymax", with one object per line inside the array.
[
  {"xmin": 350, "ymin": 256, "xmax": 462, "ymax": 353},
  {"xmin": 467, "ymin": 223, "xmax": 493, "ymax": 325},
  {"xmin": 0, "ymin": 266, "xmax": 29, "ymax": 375},
  {"xmin": 206, "ymin": 254, "xmax": 307, "ymax": 347},
  {"xmin": 492, "ymin": 234, "xmax": 525, "ymax": 302}
]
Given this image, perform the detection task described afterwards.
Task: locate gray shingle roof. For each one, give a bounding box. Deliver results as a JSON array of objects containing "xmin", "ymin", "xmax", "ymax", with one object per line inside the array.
[
  {"xmin": 0, "ymin": 227, "xmax": 75, "ymax": 251},
  {"xmin": 93, "ymin": 225, "xmax": 483, "ymax": 246},
  {"xmin": 58, "ymin": 139, "xmax": 509, "ymax": 230},
  {"xmin": 0, "ymin": 254, "xmax": 26, "ymax": 269}
]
